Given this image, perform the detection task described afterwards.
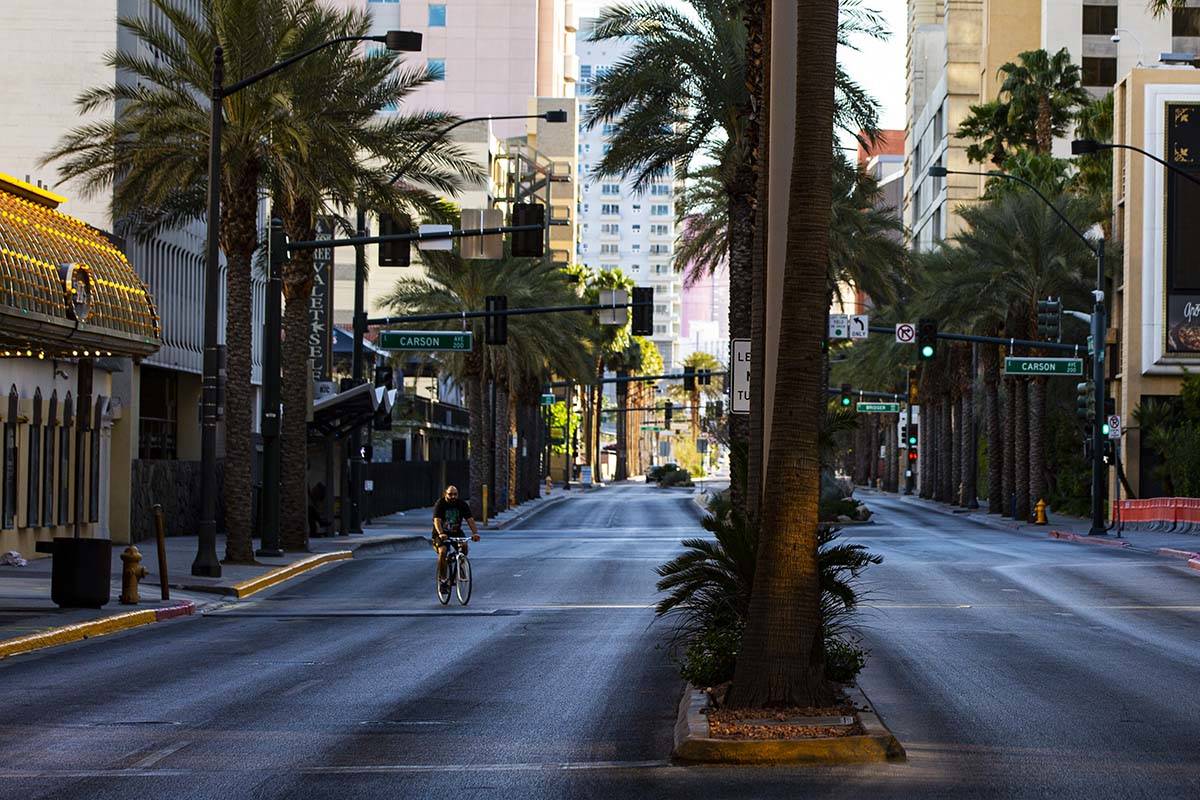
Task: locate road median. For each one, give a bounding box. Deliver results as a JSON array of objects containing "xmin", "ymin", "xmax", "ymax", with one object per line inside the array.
[{"xmin": 0, "ymin": 600, "xmax": 195, "ymax": 661}]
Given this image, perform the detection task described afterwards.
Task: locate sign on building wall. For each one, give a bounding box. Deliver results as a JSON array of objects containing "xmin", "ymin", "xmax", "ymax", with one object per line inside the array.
[
  {"xmin": 1165, "ymin": 102, "xmax": 1200, "ymax": 353},
  {"xmin": 309, "ymin": 217, "xmax": 334, "ymax": 382}
]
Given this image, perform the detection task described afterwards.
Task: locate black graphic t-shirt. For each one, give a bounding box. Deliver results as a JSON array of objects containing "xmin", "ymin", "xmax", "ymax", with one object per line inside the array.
[{"xmin": 433, "ymin": 498, "xmax": 473, "ymax": 534}]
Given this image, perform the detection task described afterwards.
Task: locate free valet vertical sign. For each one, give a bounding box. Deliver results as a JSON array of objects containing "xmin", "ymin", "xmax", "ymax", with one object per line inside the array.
[
  {"xmin": 731, "ymin": 339, "xmax": 750, "ymax": 414},
  {"xmin": 308, "ymin": 216, "xmax": 334, "ymax": 382}
]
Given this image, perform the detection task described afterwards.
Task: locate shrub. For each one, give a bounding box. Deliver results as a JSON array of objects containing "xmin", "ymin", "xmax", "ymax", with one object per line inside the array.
[
  {"xmin": 819, "ymin": 497, "xmax": 861, "ymax": 522},
  {"xmin": 647, "ymin": 463, "xmax": 678, "ymax": 482},
  {"xmin": 660, "ymin": 466, "xmax": 694, "ymax": 487},
  {"xmin": 824, "ymin": 637, "xmax": 868, "ymax": 684},
  {"xmin": 677, "ymin": 623, "xmax": 743, "ymax": 687}
]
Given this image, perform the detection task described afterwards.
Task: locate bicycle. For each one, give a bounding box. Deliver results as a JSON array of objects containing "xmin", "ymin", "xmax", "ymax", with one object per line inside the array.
[{"xmin": 436, "ymin": 536, "xmax": 472, "ymax": 606}]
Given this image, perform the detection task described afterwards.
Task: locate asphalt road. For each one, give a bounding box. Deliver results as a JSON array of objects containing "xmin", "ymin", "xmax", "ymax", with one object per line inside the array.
[{"xmin": 0, "ymin": 485, "xmax": 1198, "ymax": 799}]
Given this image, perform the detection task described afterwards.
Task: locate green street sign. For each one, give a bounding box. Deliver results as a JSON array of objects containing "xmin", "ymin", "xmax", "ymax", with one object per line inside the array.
[
  {"xmin": 378, "ymin": 330, "xmax": 473, "ymax": 352},
  {"xmin": 540, "ymin": 393, "xmax": 556, "ymax": 406},
  {"xmin": 1004, "ymin": 356, "xmax": 1083, "ymax": 376},
  {"xmin": 640, "ymin": 425, "xmax": 661, "ymax": 431},
  {"xmin": 856, "ymin": 402, "xmax": 900, "ymax": 413}
]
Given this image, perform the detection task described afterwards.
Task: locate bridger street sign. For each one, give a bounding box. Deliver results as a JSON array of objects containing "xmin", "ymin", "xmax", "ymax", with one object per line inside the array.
[
  {"xmin": 857, "ymin": 402, "xmax": 901, "ymax": 413},
  {"xmin": 379, "ymin": 330, "xmax": 473, "ymax": 352},
  {"xmin": 1004, "ymin": 356, "xmax": 1083, "ymax": 376}
]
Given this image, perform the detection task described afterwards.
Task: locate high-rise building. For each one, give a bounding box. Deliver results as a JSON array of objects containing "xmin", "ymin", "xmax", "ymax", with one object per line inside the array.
[
  {"xmin": 576, "ymin": 17, "xmax": 682, "ymax": 369},
  {"xmin": 906, "ymin": 0, "xmax": 1200, "ymax": 250},
  {"xmin": 679, "ymin": 218, "xmax": 729, "ymax": 364}
]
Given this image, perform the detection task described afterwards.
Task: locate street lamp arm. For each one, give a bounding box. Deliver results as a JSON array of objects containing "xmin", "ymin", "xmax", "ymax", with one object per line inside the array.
[
  {"xmin": 226, "ymin": 34, "xmax": 405, "ymax": 96},
  {"xmin": 1072, "ymin": 139, "xmax": 1200, "ymax": 189},
  {"xmin": 387, "ymin": 112, "xmax": 565, "ymax": 186}
]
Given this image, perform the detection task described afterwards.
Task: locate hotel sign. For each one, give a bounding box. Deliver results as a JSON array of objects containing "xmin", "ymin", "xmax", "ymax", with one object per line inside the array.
[
  {"xmin": 1165, "ymin": 102, "xmax": 1200, "ymax": 353},
  {"xmin": 309, "ymin": 216, "xmax": 334, "ymax": 380}
]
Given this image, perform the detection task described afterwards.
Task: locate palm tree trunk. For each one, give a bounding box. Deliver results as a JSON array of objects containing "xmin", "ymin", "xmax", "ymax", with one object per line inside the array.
[
  {"xmin": 1014, "ymin": 379, "xmax": 1030, "ymax": 521},
  {"xmin": 219, "ymin": 170, "xmax": 260, "ymax": 564},
  {"xmin": 745, "ymin": 0, "xmax": 770, "ymax": 522},
  {"xmin": 1002, "ymin": 378, "xmax": 1016, "ymax": 517},
  {"xmin": 962, "ymin": 383, "xmax": 977, "ymax": 508},
  {"xmin": 984, "ymin": 347, "xmax": 1002, "ymax": 513},
  {"xmin": 495, "ymin": 382, "xmax": 510, "ymax": 511},
  {"xmin": 466, "ymin": 356, "xmax": 487, "ymax": 520},
  {"xmin": 885, "ymin": 415, "xmax": 898, "ymax": 492},
  {"xmin": 1036, "ymin": 96, "xmax": 1053, "ymax": 154},
  {"xmin": 728, "ymin": 0, "xmax": 835, "ymax": 709},
  {"xmin": 279, "ymin": 201, "xmax": 315, "ymax": 552},
  {"xmin": 939, "ymin": 392, "xmax": 953, "ymax": 503},
  {"xmin": 727, "ymin": 182, "xmax": 754, "ymax": 509},
  {"xmin": 950, "ymin": 391, "xmax": 962, "ymax": 505},
  {"xmin": 1029, "ymin": 376, "xmax": 1046, "ymax": 516}
]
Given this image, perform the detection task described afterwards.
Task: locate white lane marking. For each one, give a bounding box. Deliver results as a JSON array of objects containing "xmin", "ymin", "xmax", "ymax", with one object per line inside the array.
[
  {"xmin": 0, "ymin": 759, "xmax": 674, "ymax": 779},
  {"xmin": 129, "ymin": 741, "xmax": 190, "ymax": 769},
  {"xmin": 282, "ymin": 679, "xmax": 323, "ymax": 697}
]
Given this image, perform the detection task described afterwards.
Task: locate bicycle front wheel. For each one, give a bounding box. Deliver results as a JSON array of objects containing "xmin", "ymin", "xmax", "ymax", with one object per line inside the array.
[{"xmin": 456, "ymin": 554, "xmax": 472, "ymax": 605}]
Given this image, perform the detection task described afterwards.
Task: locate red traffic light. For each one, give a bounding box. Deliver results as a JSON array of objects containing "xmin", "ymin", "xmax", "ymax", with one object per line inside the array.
[{"xmin": 907, "ymin": 449, "xmax": 918, "ymax": 462}]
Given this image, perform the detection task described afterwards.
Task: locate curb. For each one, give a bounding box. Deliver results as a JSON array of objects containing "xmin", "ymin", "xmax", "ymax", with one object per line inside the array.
[
  {"xmin": 1048, "ymin": 530, "xmax": 1131, "ymax": 548},
  {"xmin": 1158, "ymin": 547, "xmax": 1200, "ymax": 561},
  {"xmin": 348, "ymin": 535, "xmax": 427, "ymax": 556},
  {"xmin": 1189, "ymin": 558, "xmax": 1200, "ymax": 573},
  {"xmin": 672, "ymin": 684, "xmax": 905, "ymax": 765},
  {"xmin": 486, "ymin": 494, "xmax": 569, "ymax": 530},
  {"xmin": 223, "ymin": 551, "xmax": 352, "ymax": 599},
  {"xmin": 0, "ymin": 600, "xmax": 195, "ymax": 661}
]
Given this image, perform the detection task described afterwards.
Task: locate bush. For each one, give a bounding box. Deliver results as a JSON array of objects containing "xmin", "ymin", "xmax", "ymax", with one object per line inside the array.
[
  {"xmin": 647, "ymin": 463, "xmax": 678, "ymax": 482},
  {"xmin": 824, "ymin": 637, "xmax": 868, "ymax": 684},
  {"xmin": 819, "ymin": 497, "xmax": 861, "ymax": 522},
  {"xmin": 660, "ymin": 466, "xmax": 694, "ymax": 487},
  {"xmin": 677, "ymin": 623, "xmax": 742, "ymax": 687}
]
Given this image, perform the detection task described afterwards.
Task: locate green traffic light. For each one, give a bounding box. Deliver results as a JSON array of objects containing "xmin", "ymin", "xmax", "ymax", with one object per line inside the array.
[
  {"xmin": 908, "ymin": 436, "xmax": 917, "ymax": 445},
  {"xmin": 1101, "ymin": 423, "xmax": 1110, "ymax": 436},
  {"xmin": 840, "ymin": 396, "xmax": 851, "ymax": 407},
  {"xmin": 920, "ymin": 345, "xmax": 934, "ymax": 358}
]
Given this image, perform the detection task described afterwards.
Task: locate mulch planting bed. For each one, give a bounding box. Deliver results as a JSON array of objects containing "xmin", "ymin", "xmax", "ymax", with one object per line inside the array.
[{"xmin": 706, "ymin": 698, "xmax": 865, "ymax": 741}]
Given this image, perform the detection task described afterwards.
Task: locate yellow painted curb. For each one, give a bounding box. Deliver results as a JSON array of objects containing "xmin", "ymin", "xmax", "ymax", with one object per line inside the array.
[
  {"xmin": 0, "ymin": 608, "xmax": 157, "ymax": 660},
  {"xmin": 672, "ymin": 685, "xmax": 906, "ymax": 765},
  {"xmin": 229, "ymin": 551, "xmax": 352, "ymax": 599}
]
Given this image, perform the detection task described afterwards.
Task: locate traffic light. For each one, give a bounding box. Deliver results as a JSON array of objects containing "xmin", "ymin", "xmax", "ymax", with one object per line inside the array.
[
  {"xmin": 1101, "ymin": 396, "xmax": 1116, "ymax": 435},
  {"xmin": 1076, "ymin": 381, "xmax": 1094, "ymax": 421},
  {"xmin": 374, "ymin": 365, "xmax": 394, "ymax": 390},
  {"xmin": 664, "ymin": 401, "xmax": 673, "ymax": 423},
  {"xmin": 631, "ymin": 287, "xmax": 654, "ymax": 336},
  {"xmin": 908, "ymin": 448, "xmax": 918, "ymax": 463},
  {"xmin": 713, "ymin": 400, "xmax": 723, "ymax": 417},
  {"xmin": 1103, "ymin": 439, "xmax": 1115, "ymax": 464},
  {"xmin": 683, "ymin": 366, "xmax": 696, "ymax": 391},
  {"xmin": 699, "ymin": 369, "xmax": 712, "ymax": 386},
  {"xmin": 485, "ymin": 295, "xmax": 507, "ymax": 345},
  {"xmin": 917, "ymin": 318, "xmax": 938, "ymax": 360},
  {"xmin": 839, "ymin": 383, "xmax": 853, "ymax": 408},
  {"xmin": 511, "ymin": 203, "xmax": 545, "ymax": 257},
  {"xmin": 1037, "ymin": 298, "xmax": 1062, "ymax": 342},
  {"xmin": 378, "ymin": 213, "xmax": 411, "ymax": 267},
  {"xmin": 907, "ymin": 424, "xmax": 918, "ymax": 447}
]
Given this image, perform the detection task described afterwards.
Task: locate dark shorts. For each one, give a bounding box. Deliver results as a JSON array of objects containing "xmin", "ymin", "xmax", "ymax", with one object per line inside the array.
[{"xmin": 432, "ymin": 534, "xmax": 466, "ymax": 552}]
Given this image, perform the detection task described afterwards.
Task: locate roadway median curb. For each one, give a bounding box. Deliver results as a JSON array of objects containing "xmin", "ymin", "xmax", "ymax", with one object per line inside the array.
[
  {"xmin": 1158, "ymin": 547, "xmax": 1200, "ymax": 561},
  {"xmin": 672, "ymin": 684, "xmax": 905, "ymax": 765},
  {"xmin": 224, "ymin": 551, "xmax": 353, "ymax": 599},
  {"xmin": 487, "ymin": 493, "xmax": 569, "ymax": 530},
  {"xmin": 0, "ymin": 600, "xmax": 196, "ymax": 661}
]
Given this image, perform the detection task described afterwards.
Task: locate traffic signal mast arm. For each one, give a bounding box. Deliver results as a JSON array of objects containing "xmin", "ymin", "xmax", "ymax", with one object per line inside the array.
[
  {"xmin": 868, "ymin": 325, "xmax": 1087, "ymax": 354},
  {"xmin": 547, "ymin": 371, "xmax": 728, "ymax": 388},
  {"xmin": 286, "ymin": 222, "xmax": 545, "ymax": 252},
  {"xmin": 367, "ymin": 299, "xmax": 653, "ymax": 327},
  {"xmin": 826, "ymin": 387, "xmax": 905, "ymax": 401}
]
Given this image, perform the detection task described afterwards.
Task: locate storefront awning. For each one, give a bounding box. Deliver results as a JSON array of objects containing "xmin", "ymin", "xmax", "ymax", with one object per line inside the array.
[
  {"xmin": 0, "ymin": 174, "xmax": 161, "ymax": 358},
  {"xmin": 310, "ymin": 383, "xmax": 395, "ymax": 439}
]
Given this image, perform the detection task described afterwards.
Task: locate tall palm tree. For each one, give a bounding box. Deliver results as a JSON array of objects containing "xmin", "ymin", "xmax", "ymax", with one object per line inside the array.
[
  {"xmin": 727, "ymin": 0, "xmax": 839, "ymax": 709},
  {"xmin": 585, "ymin": 0, "xmax": 881, "ymax": 477},
  {"xmin": 46, "ymin": 0, "xmax": 325, "ymax": 562},
  {"xmin": 381, "ymin": 250, "xmax": 592, "ymax": 518},
  {"xmin": 269, "ymin": 4, "xmax": 482, "ymax": 549},
  {"xmin": 997, "ymin": 48, "xmax": 1090, "ymax": 154}
]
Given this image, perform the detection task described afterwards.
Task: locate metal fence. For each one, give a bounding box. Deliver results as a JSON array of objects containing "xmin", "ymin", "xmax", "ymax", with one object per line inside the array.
[{"xmin": 365, "ymin": 460, "xmax": 469, "ymax": 520}]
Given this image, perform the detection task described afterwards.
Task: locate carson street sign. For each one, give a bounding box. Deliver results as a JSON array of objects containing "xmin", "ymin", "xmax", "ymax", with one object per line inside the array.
[
  {"xmin": 379, "ymin": 330, "xmax": 473, "ymax": 352},
  {"xmin": 1004, "ymin": 356, "xmax": 1084, "ymax": 376}
]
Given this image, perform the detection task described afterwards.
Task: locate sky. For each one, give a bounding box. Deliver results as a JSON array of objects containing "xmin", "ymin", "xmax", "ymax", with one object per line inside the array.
[{"xmin": 573, "ymin": 0, "xmax": 907, "ymax": 143}]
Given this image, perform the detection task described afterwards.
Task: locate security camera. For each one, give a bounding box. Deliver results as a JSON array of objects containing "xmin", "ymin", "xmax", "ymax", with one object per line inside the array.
[{"xmin": 1111, "ymin": 32, "xmax": 1121, "ymax": 43}]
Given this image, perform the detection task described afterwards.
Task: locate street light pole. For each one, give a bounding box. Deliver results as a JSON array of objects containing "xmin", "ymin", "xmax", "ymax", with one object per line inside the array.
[
  {"xmin": 928, "ymin": 164, "xmax": 1108, "ymax": 534},
  {"xmin": 196, "ymin": 31, "xmax": 420, "ymax": 576}
]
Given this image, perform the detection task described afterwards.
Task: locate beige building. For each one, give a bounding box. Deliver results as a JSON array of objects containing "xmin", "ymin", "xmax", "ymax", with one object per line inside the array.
[{"xmin": 1110, "ymin": 64, "xmax": 1200, "ymax": 499}]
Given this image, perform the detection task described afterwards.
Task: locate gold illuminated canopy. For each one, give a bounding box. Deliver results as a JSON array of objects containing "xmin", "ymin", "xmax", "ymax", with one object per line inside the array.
[{"xmin": 0, "ymin": 173, "xmax": 161, "ymax": 359}]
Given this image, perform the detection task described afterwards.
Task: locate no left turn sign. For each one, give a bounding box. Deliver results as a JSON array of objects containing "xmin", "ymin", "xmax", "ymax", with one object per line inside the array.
[{"xmin": 895, "ymin": 323, "xmax": 915, "ymax": 344}]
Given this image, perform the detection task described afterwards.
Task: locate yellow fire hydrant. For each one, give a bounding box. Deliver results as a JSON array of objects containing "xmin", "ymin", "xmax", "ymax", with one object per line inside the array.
[
  {"xmin": 120, "ymin": 545, "xmax": 148, "ymax": 605},
  {"xmin": 545, "ymin": 475, "xmax": 553, "ymax": 493},
  {"xmin": 1034, "ymin": 498, "xmax": 1049, "ymax": 526}
]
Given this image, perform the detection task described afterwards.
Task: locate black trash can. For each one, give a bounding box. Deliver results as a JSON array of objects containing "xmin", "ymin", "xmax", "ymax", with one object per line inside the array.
[{"xmin": 48, "ymin": 537, "xmax": 112, "ymax": 609}]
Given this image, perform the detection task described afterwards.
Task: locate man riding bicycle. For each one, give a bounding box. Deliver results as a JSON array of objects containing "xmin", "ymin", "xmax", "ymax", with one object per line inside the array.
[{"xmin": 432, "ymin": 485, "xmax": 479, "ymax": 591}]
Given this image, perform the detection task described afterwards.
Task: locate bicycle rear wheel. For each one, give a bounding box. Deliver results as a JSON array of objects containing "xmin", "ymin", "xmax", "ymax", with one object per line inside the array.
[
  {"xmin": 437, "ymin": 558, "xmax": 452, "ymax": 605},
  {"xmin": 455, "ymin": 554, "xmax": 472, "ymax": 605}
]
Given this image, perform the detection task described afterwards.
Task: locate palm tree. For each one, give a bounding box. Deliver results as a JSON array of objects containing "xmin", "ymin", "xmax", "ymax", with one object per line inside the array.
[
  {"xmin": 727, "ymin": 0, "xmax": 840, "ymax": 709},
  {"xmin": 958, "ymin": 99, "xmax": 1037, "ymax": 167},
  {"xmin": 668, "ymin": 351, "xmax": 724, "ymax": 446},
  {"xmin": 585, "ymin": 0, "xmax": 881, "ymax": 476},
  {"xmin": 269, "ymin": 4, "xmax": 483, "ymax": 550},
  {"xmin": 998, "ymin": 48, "xmax": 1090, "ymax": 154},
  {"xmin": 381, "ymin": 250, "xmax": 591, "ymax": 518},
  {"xmin": 46, "ymin": 0, "xmax": 330, "ymax": 562}
]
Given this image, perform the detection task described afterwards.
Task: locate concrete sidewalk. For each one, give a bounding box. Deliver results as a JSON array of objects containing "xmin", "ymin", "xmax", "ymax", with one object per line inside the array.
[{"xmin": 860, "ymin": 487, "xmax": 1200, "ymax": 561}]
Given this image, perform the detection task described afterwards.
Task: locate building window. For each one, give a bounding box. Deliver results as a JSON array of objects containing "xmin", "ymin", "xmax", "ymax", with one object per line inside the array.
[
  {"xmin": 601, "ymin": 203, "xmax": 620, "ymax": 215},
  {"xmin": 602, "ymin": 123, "xmax": 617, "ymax": 136},
  {"xmin": 1082, "ymin": 5, "xmax": 1118, "ymax": 36},
  {"xmin": 42, "ymin": 392, "xmax": 55, "ymax": 524},
  {"xmin": 601, "ymin": 183, "xmax": 620, "ymax": 195},
  {"xmin": 427, "ymin": 58, "xmax": 445, "ymax": 80},
  {"xmin": 139, "ymin": 368, "xmax": 178, "ymax": 460},
  {"xmin": 651, "ymin": 185, "xmax": 670, "ymax": 196},
  {"xmin": 654, "ymin": 263, "xmax": 669, "ymax": 274},
  {"xmin": 629, "ymin": 264, "xmax": 641, "ymax": 272},
  {"xmin": 931, "ymin": 206, "xmax": 943, "ymax": 244},
  {"xmin": 651, "ymin": 204, "xmax": 669, "ymax": 215},
  {"xmin": 368, "ymin": 0, "xmax": 399, "ymax": 3},
  {"xmin": 1081, "ymin": 56, "xmax": 1117, "ymax": 87},
  {"xmin": 601, "ymin": 223, "xmax": 620, "ymax": 235},
  {"xmin": 632, "ymin": 243, "xmax": 641, "ymax": 252},
  {"xmin": 59, "ymin": 394, "xmax": 71, "ymax": 526},
  {"xmin": 631, "ymin": 224, "xmax": 641, "ymax": 233},
  {"xmin": 933, "ymin": 103, "xmax": 944, "ymax": 143},
  {"xmin": 651, "ymin": 223, "xmax": 669, "ymax": 235},
  {"xmin": 1174, "ymin": 8, "xmax": 1200, "ymax": 36},
  {"xmin": 650, "ymin": 244, "xmax": 670, "ymax": 254},
  {"xmin": 89, "ymin": 399, "xmax": 101, "ymax": 522},
  {"xmin": 428, "ymin": 3, "xmax": 447, "ymax": 27},
  {"xmin": 2, "ymin": 400, "xmax": 15, "ymax": 531},
  {"xmin": 580, "ymin": 64, "xmax": 592, "ymax": 81},
  {"xmin": 25, "ymin": 390, "xmax": 41, "ymax": 528},
  {"xmin": 600, "ymin": 244, "xmax": 619, "ymax": 255}
]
